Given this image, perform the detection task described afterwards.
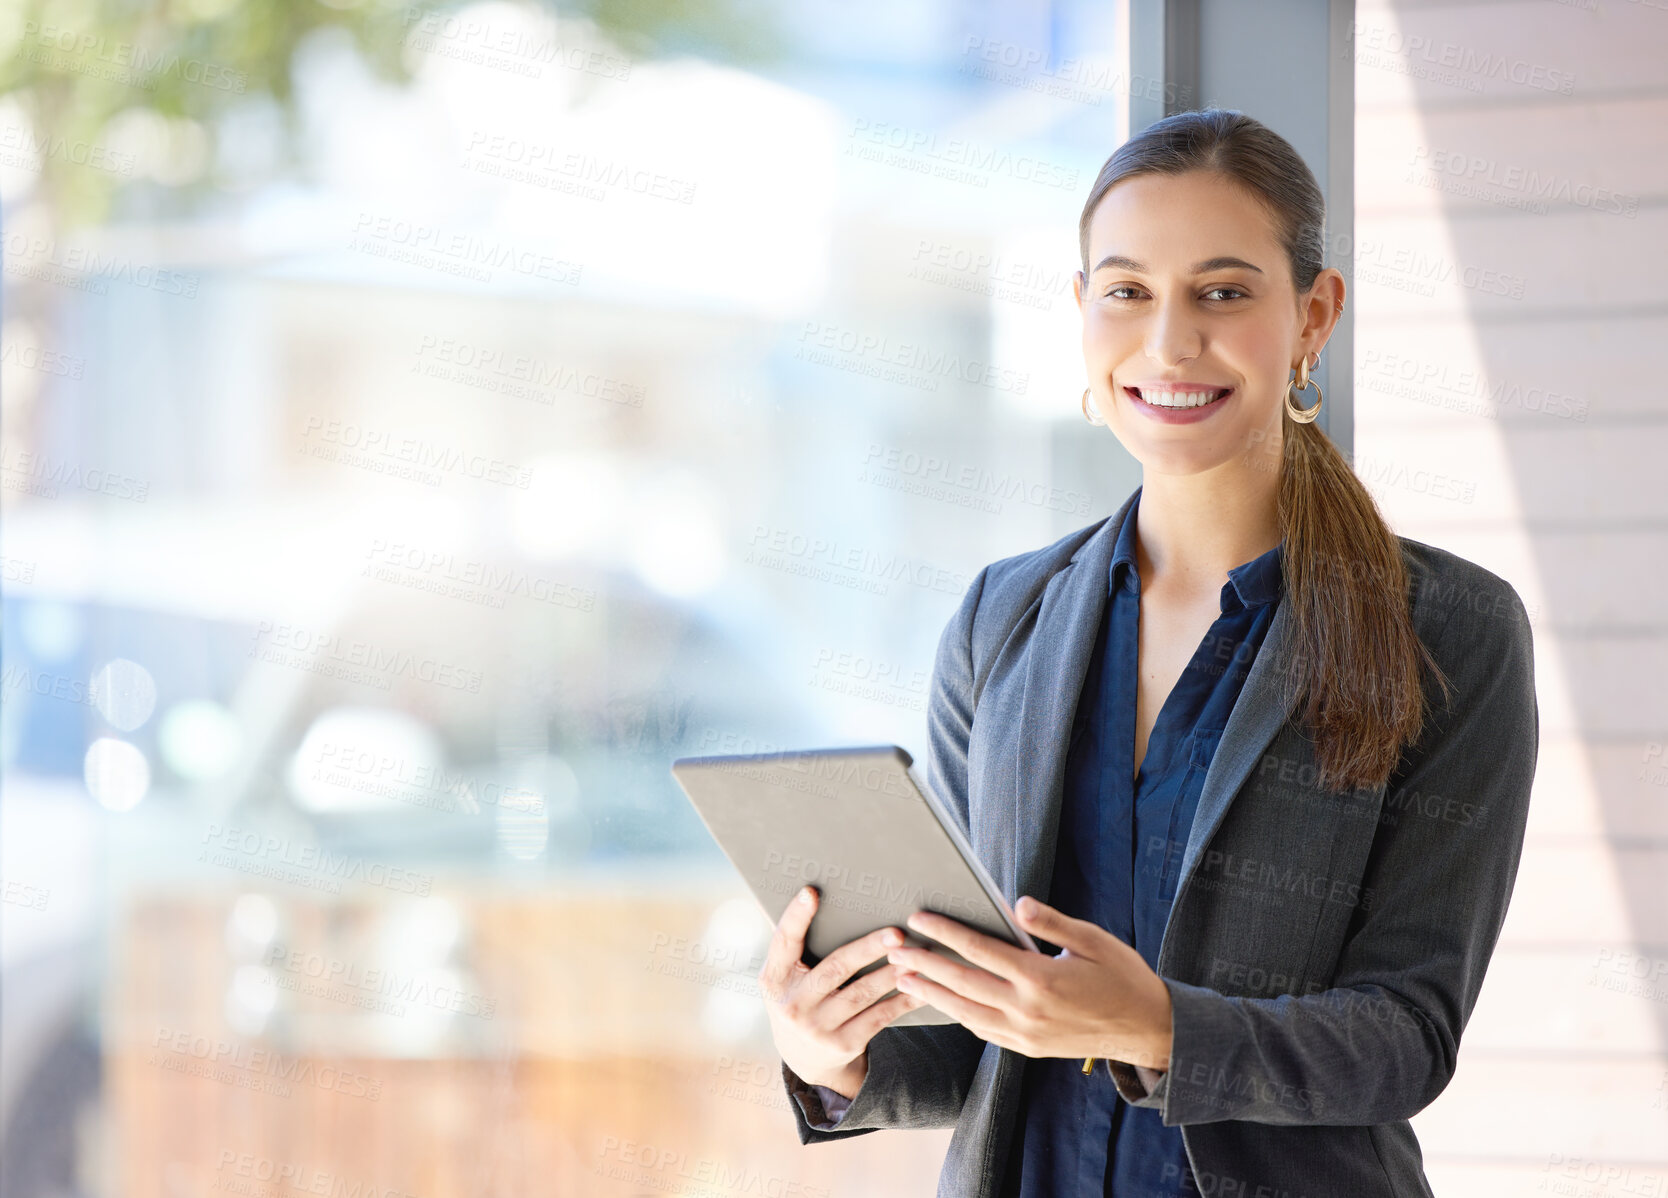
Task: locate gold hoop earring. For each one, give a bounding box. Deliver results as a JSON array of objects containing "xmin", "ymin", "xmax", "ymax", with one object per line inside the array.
[
  {"xmin": 1082, "ymin": 387, "xmax": 1104, "ymax": 425},
  {"xmin": 1285, "ymin": 353, "xmax": 1323, "ymax": 424}
]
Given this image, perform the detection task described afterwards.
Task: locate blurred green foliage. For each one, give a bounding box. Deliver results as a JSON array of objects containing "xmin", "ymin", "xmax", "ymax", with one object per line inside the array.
[
  {"xmin": 0, "ymin": 0, "xmax": 780, "ymax": 228},
  {"xmin": 0, "ymin": 0, "xmax": 418, "ymax": 225}
]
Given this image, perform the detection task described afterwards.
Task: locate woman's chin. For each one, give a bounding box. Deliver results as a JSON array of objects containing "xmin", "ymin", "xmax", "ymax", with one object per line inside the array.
[{"xmin": 1128, "ymin": 445, "xmax": 1245, "ymax": 477}]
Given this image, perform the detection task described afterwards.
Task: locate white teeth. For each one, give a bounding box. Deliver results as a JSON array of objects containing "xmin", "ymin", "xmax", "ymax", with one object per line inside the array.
[{"xmin": 1139, "ymin": 388, "xmax": 1225, "ymax": 408}]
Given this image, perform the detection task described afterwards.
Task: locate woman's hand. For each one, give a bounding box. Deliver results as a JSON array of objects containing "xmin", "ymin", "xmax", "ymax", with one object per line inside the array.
[
  {"xmin": 757, "ymin": 884, "xmax": 928, "ymax": 1099},
  {"xmin": 886, "ymin": 896, "xmax": 1175, "ymax": 1070}
]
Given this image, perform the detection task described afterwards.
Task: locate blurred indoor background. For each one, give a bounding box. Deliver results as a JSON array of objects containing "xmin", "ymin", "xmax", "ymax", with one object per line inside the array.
[{"xmin": 0, "ymin": 0, "xmax": 1662, "ymax": 1195}]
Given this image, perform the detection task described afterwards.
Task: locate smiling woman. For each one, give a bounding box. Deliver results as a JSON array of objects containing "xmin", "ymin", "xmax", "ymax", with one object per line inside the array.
[
  {"xmin": 1072, "ymin": 117, "xmax": 1417, "ymax": 801},
  {"xmin": 760, "ymin": 107, "xmax": 1539, "ymax": 1198}
]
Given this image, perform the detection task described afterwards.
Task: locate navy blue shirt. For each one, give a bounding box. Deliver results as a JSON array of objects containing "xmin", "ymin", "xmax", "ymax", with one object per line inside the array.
[{"xmin": 998, "ymin": 485, "xmax": 1285, "ymax": 1197}]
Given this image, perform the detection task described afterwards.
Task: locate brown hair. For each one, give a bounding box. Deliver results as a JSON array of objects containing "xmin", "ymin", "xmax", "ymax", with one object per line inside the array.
[{"xmin": 1078, "ymin": 106, "xmax": 1450, "ymax": 795}]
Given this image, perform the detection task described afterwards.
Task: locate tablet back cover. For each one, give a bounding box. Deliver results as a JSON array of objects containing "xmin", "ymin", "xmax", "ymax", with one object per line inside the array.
[{"xmin": 670, "ymin": 743, "xmax": 1038, "ymax": 1028}]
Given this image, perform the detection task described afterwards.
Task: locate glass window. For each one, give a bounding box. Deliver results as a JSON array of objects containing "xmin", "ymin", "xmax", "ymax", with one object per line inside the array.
[{"xmin": 0, "ymin": 3, "xmax": 1140, "ymax": 1194}]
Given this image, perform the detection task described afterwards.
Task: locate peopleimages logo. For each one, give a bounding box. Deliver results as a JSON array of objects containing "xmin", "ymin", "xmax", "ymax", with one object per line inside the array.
[
  {"xmin": 349, "ymin": 212, "xmax": 583, "ymax": 284},
  {"xmin": 214, "ymin": 1150, "xmax": 416, "ymax": 1198},
  {"xmin": 249, "ymin": 618, "xmax": 485, "ymax": 695},
  {"xmin": 19, "ymin": 21, "xmax": 249, "ymax": 92},
  {"xmin": 847, "ymin": 118, "xmax": 1080, "ymax": 190},
  {"xmin": 150, "ymin": 1028, "xmax": 382, "ymax": 1101},
  {"xmin": 859, "ymin": 443, "xmax": 1091, "ymax": 517},
  {"xmin": 198, "ymin": 824, "xmax": 434, "ymax": 897},
  {"xmin": 262, "ymin": 944, "xmax": 497, "ymax": 1019},
  {"xmin": 308, "ymin": 739, "xmax": 547, "ymax": 816},
  {"xmin": 796, "ymin": 321, "xmax": 1030, "ymax": 395},
  {"xmin": 759, "ymin": 849, "xmax": 983, "ymax": 921}
]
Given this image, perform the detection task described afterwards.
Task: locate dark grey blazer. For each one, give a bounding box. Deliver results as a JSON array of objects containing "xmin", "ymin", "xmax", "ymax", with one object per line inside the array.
[{"xmin": 781, "ymin": 486, "xmax": 1540, "ymax": 1197}]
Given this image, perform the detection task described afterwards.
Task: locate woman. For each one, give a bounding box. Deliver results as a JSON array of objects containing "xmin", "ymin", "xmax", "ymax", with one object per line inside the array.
[{"xmin": 756, "ymin": 108, "xmax": 1539, "ymax": 1198}]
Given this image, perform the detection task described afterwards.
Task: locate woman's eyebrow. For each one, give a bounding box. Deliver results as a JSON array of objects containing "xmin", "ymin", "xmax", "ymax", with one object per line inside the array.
[{"xmin": 1091, "ymin": 254, "xmax": 1264, "ymax": 276}]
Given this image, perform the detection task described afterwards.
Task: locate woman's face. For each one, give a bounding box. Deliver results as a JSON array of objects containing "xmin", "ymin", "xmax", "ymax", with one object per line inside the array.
[{"xmin": 1074, "ymin": 169, "xmax": 1338, "ymax": 479}]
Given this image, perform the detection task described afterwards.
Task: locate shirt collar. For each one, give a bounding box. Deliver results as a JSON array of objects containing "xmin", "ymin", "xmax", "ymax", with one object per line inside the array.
[
  {"xmin": 1107, "ymin": 485, "xmax": 1285, "ymax": 612},
  {"xmin": 1109, "ymin": 488, "xmax": 1143, "ymax": 596},
  {"xmin": 1224, "ymin": 540, "xmax": 1284, "ymax": 611}
]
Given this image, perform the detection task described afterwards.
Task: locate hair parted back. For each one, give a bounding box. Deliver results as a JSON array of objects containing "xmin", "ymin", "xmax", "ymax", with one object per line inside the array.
[{"xmin": 1079, "ymin": 106, "xmax": 1451, "ymax": 795}]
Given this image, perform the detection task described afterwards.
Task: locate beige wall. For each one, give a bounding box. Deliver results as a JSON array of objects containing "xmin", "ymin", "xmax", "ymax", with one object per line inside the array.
[{"xmin": 1351, "ymin": 1, "xmax": 1668, "ymax": 1189}]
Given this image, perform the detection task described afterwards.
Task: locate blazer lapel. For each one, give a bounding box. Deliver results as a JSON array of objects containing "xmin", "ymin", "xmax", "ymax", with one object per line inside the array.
[
  {"xmin": 1007, "ymin": 489, "xmax": 1136, "ymax": 913},
  {"xmin": 1004, "ymin": 489, "xmax": 1304, "ymax": 965},
  {"xmin": 1156, "ymin": 592, "xmax": 1303, "ymax": 969}
]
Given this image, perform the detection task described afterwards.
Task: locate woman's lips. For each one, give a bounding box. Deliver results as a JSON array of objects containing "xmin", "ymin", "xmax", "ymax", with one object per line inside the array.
[
  {"xmin": 1122, "ymin": 385, "xmax": 1236, "ymax": 423},
  {"xmin": 1124, "ymin": 385, "xmax": 1232, "ymax": 405}
]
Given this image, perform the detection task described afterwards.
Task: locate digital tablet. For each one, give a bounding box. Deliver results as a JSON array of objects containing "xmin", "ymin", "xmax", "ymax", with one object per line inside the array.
[{"xmin": 669, "ymin": 743, "xmax": 1045, "ymax": 1027}]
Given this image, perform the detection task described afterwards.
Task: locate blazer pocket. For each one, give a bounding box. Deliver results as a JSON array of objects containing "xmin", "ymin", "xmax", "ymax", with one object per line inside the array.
[
  {"xmin": 1297, "ymin": 780, "xmax": 1389, "ymax": 983},
  {"xmin": 1187, "ymin": 732, "xmax": 1364, "ymax": 996}
]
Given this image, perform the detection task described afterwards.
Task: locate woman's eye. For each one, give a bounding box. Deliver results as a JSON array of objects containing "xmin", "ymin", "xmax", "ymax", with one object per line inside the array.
[{"xmin": 1101, "ymin": 286, "xmax": 1247, "ymax": 301}]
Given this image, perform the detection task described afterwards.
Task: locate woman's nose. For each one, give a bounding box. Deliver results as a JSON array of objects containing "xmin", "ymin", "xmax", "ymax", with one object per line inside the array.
[{"xmin": 1143, "ymin": 300, "xmax": 1203, "ymax": 365}]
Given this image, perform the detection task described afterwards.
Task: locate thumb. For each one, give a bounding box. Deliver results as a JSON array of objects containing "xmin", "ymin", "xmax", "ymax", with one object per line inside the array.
[{"xmin": 1015, "ymin": 895, "xmax": 1101, "ymax": 956}]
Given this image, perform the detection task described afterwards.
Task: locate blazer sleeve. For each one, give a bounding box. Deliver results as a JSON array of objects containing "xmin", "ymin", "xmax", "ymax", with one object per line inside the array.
[
  {"xmin": 1107, "ymin": 575, "xmax": 1540, "ymax": 1127},
  {"xmin": 780, "ymin": 565, "xmax": 993, "ymax": 1144}
]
